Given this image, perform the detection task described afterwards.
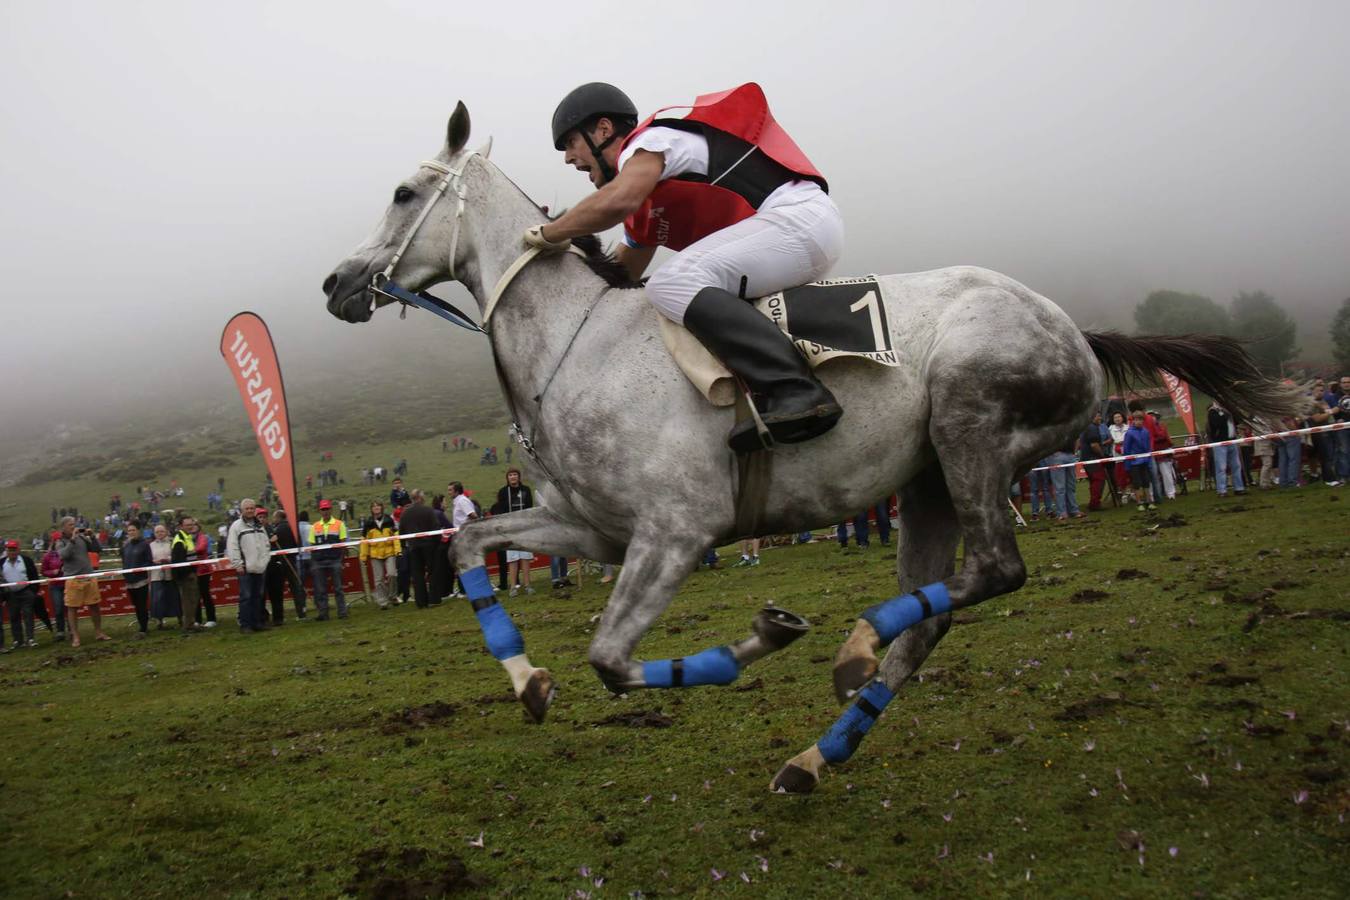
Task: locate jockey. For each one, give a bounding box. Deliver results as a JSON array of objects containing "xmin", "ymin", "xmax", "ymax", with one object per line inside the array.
[{"xmin": 532, "ymin": 82, "xmax": 845, "ymax": 453}]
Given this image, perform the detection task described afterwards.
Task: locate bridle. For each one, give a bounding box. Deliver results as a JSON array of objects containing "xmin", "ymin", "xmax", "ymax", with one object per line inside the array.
[
  {"xmin": 364, "ymin": 148, "xmax": 606, "ymax": 519},
  {"xmin": 366, "ymin": 153, "xmax": 486, "ymax": 333},
  {"xmin": 366, "ymin": 151, "xmax": 584, "ymax": 335}
]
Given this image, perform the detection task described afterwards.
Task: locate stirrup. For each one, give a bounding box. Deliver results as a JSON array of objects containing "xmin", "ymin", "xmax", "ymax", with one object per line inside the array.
[{"xmin": 744, "ymin": 390, "xmax": 775, "ymax": 452}]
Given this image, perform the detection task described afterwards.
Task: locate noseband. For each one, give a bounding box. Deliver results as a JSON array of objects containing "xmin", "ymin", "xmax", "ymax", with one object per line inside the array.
[{"xmin": 367, "ymin": 154, "xmax": 486, "ymax": 333}]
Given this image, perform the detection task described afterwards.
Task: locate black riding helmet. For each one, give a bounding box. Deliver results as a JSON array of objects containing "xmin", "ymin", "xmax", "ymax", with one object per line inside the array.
[
  {"xmin": 551, "ymin": 82, "xmax": 638, "ymax": 185},
  {"xmin": 551, "ymin": 82, "xmax": 638, "ymax": 149}
]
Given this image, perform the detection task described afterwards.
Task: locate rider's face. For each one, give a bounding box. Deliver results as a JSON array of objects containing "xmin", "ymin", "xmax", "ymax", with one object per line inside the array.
[{"xmin": 562, "ymin": 122, "xmax": 616, "ymax": 189}]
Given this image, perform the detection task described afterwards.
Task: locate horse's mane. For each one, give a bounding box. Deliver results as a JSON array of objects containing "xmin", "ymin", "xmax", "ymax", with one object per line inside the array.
[{"xmin": 570, "ymin": 234, "xmax": 643, "ymax": 289}]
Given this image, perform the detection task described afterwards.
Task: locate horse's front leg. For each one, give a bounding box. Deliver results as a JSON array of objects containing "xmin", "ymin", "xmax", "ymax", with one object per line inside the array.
[
  {"xmin": 451, "ymin": 508, "xmax": 621, "ymax": 723},
  {"xmin": 587, "ymin": 533, "xmax": 809, "ymax": 693}
]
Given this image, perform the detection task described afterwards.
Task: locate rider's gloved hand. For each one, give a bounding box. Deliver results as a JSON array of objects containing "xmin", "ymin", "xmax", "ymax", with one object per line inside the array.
[{"xmin": 523, "ymin": 224, "xmax": 572, "ymax": 253}]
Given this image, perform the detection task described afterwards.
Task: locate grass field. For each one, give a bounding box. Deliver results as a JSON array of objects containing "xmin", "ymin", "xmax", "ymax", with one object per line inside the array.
[{"xmin": 0, "ymin": 483, "xmax": 1345, "ymax": 897}]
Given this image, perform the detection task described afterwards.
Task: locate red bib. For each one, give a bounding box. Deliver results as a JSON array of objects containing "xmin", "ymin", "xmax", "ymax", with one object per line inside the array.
[{"xmin": 621, "ymin": 83, "xmax": 827, "ymax": 251}]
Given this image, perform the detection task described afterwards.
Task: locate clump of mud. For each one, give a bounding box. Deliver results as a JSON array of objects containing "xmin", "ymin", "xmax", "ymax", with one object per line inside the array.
[
  {"xmin": 380, "ymin": 701, "xmax": 458, "ymax": 734},
  {"xmin": 345, "ymin": 847, "xmax": 488, "ymax": 898},
  {"xmin": 1053, "ymin": 692, "xmax": 1150, "ymax": 721}
]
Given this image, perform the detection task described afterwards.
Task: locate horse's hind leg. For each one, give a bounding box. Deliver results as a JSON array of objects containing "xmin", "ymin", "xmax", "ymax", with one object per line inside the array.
[
  {"xmin": 773, "ymin": 415, "xmax": 1036, "ymax": 791},
  {"xmin": 772, "ymin": 464, "xmax": 961, "ymax": 792},
  {"xmin": 832, "ymin": 466, "xmax": 960, "ymax": 701}
]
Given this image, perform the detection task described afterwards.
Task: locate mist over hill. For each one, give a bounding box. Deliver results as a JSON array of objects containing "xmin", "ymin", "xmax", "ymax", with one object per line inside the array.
[
  {"xmin": 2, "ymin": 315, "xmax": 506, "ymax": 487},
  {"xmin": 6, "ymin": 280, "xmax": 1343, "ymax": 489}
]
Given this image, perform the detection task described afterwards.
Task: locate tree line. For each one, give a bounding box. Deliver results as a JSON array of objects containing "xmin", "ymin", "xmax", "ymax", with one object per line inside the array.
[{"xmin": 1134, "ymin": 290, "xmax": 1350, "ymax": 374}]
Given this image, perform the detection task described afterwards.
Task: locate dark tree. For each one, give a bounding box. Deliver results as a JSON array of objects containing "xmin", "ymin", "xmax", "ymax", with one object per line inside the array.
[
  {"xmin": 1229, "ymin": 290, "xmax": 1298, "ymax": 375},
  {"xmin": 1331, "ymin": 297, "xmax": 1350, "ymax": 372},
  {"xmin": 1133, "ymin": 290, "xmax": 1231, "ymax": 336}
]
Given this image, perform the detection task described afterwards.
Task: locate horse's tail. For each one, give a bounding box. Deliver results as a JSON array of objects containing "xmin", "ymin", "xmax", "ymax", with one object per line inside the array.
[{"xmin": 1081, "ymin": 330, "xmax": 1304, "ymax": 423}]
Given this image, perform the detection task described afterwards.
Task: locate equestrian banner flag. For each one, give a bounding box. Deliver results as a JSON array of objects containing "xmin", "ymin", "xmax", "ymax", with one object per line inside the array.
[
  {"xmin": 220, "ymin": 313, "xmax": 298, "ymax": 524},
  {"xmin": 1159, "ymin": 369, "xmax": 1198, "ymax": 434}
]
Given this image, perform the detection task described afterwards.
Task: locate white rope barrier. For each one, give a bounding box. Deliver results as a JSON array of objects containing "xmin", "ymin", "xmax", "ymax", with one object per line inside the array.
[
  {"xmin": 4, "ymin": 527, "xmax": 457, "ymax": 590},
  {"xmin": 1028, "ymin": 421, "xmax": 1348, "ymax": 472},
  {"xmin": 7, "ymin": 421, "xmax": 1346, "ymax": 591}
]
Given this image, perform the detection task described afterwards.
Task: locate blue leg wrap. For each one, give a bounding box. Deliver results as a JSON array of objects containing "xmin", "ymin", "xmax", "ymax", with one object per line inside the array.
[
  {"xmin": 461, "ymin": 566, "xmax": 525, "ymax": 660},
  {"xmin": 642, "ymin": 646, "xmax": 740, "ymax": 688},
  {"xmin": 474, "ymin": 603, "xmax": 525, "ymax": 661},
  {"xmin": 859, "ymin": 581, "xmax": 952, "ymax": 646},
  {"xmin": 817, "ymin": 678, "xmax": 895, "ymax": 764},
  {"xmin": 461, "ymin": 565, "xmax": 494, "ymax": 600}
]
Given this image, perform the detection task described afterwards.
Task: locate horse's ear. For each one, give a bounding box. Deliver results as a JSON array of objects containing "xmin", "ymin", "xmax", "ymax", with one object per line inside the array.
[
  {"xmin": 476, "ymin": 136, "xmax": 493, "ymax": 159},
  {"xmin": 446, "ymin": 101, "xmax": 471, "ymax": 156}
]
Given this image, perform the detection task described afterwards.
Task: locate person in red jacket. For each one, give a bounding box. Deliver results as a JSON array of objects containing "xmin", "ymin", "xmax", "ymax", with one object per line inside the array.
[
  {"xmin": 539, "ymin": 82, "xmax": 845, "ymax": 453},
  {"xmin": 1144, "ymin": 409, "xmax": 1178, "ymax": 500}
]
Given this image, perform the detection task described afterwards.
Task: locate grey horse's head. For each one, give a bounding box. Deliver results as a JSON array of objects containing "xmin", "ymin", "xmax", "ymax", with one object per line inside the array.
[{"xmin": 322, "ymin": 103, "xmax": 477, "ymax": 324}]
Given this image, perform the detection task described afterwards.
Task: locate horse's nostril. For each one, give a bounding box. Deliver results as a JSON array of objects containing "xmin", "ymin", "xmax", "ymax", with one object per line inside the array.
[{"xmin": 322, "ymin": 272, "xmax": 338, "ymax": 296}]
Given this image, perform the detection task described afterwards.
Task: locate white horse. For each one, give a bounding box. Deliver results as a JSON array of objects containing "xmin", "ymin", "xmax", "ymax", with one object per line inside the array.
[{"xmin": 323, "ymin": 103, "xmax": 1300, "ymax": 792}]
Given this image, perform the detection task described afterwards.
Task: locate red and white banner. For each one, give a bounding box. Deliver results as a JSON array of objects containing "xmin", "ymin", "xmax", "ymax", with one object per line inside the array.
[
  {"xmin": 220, "ymin": 313, "xmax": 298, "ymax": 522},
  {"xmin": 1159, "ymin": 369, "xmax": 1197, "ymax": 435}
]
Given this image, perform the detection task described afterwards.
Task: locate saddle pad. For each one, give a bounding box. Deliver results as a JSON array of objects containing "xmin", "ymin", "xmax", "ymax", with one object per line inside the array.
[{"xmin": 660, "ymin": 275, "xmax": 900, "ymax": 407}]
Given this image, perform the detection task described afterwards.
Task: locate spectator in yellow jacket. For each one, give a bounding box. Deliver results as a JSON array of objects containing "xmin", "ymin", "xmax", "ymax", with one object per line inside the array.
[{"xmin": 359, "ymin": 500, "xmax": 401, "ymax": 609}]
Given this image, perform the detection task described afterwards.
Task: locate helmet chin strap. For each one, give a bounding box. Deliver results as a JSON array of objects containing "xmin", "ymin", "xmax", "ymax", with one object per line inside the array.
[{"xmin": 581, "ymin": 129, "xmax": 619, "ymax": 186}]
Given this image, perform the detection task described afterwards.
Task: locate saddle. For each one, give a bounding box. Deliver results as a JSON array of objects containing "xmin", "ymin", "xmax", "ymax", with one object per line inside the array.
[{"xmin": 662, "ymin": 276, "xmax": 901, "ymax": 406}]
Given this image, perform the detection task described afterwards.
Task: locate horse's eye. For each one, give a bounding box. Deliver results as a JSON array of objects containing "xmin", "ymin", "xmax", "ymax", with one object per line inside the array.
[{"xmin": 393, "ymin": 186, "xmax": 415, "ymax": 204}]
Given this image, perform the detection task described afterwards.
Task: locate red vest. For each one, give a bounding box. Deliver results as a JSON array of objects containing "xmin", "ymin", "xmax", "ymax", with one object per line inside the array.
[{"xmin": 621, "ymin": 83, "xmax": 827, "ymax": 252}]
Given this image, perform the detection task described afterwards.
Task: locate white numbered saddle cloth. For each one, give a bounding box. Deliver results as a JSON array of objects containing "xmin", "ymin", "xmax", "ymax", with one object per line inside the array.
[{"xmin": 660, "ymin": 275, "xmax": 901, "ymax": 406}]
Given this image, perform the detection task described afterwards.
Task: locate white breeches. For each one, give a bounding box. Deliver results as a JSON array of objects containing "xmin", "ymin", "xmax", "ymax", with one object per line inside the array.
[{"xmin": 644, "ymin": 188, "xmax": 845, "ymax": 324}]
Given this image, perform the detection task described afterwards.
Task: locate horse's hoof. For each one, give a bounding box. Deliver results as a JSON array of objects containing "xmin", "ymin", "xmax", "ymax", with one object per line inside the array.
[
  {"xmin": 770, "ymin": 763, "xmax": 818, "ymax": 794},
  {"xmin": 753, "ymin": 607, "xmax": 810, "ymax": 650},
  {"xmin": 520, "ymin": 669, "xmax": 555, "ymax": 723}
]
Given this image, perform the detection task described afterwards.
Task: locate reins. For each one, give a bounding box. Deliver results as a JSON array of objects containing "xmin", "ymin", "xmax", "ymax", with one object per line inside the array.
[{"xmin": 368, "ymin": 151, "xmax": 606, "ymax": 512}]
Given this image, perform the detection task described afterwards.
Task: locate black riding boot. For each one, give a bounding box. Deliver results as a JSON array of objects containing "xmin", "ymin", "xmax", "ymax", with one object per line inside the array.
[{"xmin": 682, "ymin": 287, "xmax": 842, "ymax": 453}]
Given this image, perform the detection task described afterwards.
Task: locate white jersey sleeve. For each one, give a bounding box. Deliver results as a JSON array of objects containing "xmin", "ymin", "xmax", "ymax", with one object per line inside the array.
[{"xmin": 617, "ymin": 126, "xmax": 709, "ymax": 181}]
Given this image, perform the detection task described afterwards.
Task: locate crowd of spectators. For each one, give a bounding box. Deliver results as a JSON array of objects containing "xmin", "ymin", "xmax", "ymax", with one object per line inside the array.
[
  {"xmin": 4, "ymin": 380, "xmax": 1345, "ymax": 648},
  {"xmin": 1, "ymin": 466, "xmax": 583, "ymax": 651},
  {"xmin": 1012, "ymin": 377, "xmax": 1348, "ymax": 523}
]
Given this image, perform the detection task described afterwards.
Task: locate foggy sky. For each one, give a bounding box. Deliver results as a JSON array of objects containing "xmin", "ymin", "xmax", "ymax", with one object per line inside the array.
[{"xmin": 2, "ymin": 0, "xmax": 1348, "ymax": 421}]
